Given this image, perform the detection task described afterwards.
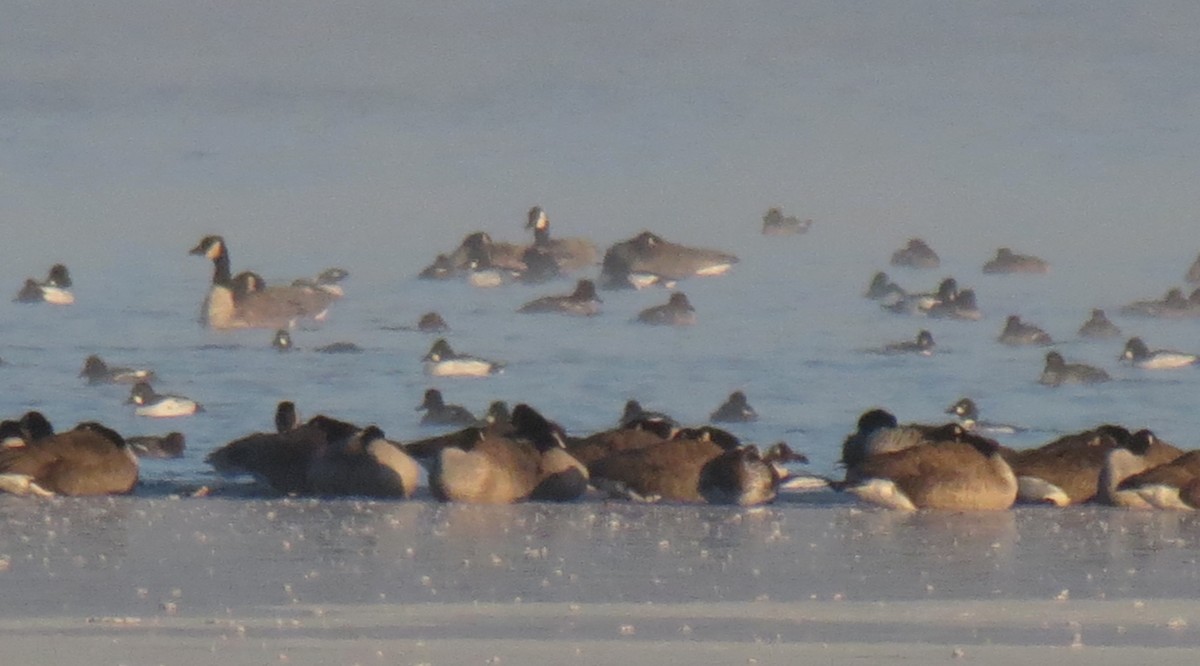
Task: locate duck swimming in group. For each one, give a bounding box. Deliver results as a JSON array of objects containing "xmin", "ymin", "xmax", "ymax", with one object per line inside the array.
[
  {"xmin": 1038, "ymin": 351, "xmax": 1110, "ymax": 386},
  {"xmin": 14, "ymin": 264, "xmax": 74, "ymax": 305},
  {"xmin": 423, "ymin": 338, "xmax": 504, "ymax": 377},
  {"xmin": 636, "ymin": 292, "xmax": 696, "ymax": 326},
  {"xmin": 1120, "ymin": 337, "xmax": 1199, "ymax": 370},
  {"xmin": 126, "ymin": 432, "xmax": 186, "ymax": 459},
  {"xmin": 982, "ymin": 247, "xmax": 1049, "ymax": 274},
  {"xmin": 889, "ymin": 238, "xmax": 940, "ymax": 269},
  {"xmin": 79, "ymin": 355, "xmax": 155, "ymax": 385},
  {"xmin": 881, "ymin": 330, "xmax": 935, "ymax": 355},
  {"xmin": 417, "ymin": 388, "xmax": 479, "ymax": 427},
  {"xmin": 517, "ymin": 279, "xmax": 602, "ymax": 316},
  {"xmin": 127, "ymin": 382, "xmax": 203, "ymax": 418},
  {"xmin": 997, "ymin": 315, "xmax": 1053, "ymax": 346},
  {"xmin": 709, "ymin": 391, "xmax": 759, "ymax": 423},
  {"xmin": 864, "ymin": 272, "xmax": 905, "ymax": 300},
  {"xmin": 760, "ymin": 207, "xmax": 813, "ymax": 236},
  {"xmin": 1078, "ymin": 308, "xmax": 1121, "ymax": 339}
]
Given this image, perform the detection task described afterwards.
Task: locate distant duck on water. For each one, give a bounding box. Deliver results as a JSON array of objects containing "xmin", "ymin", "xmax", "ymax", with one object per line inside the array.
[
  {"xmin": 423, "ymin": 338, "xmax": 504, "ymax": 377},
  {"xmin": 15, "ymin": 264, "xmax": 74, "ymax": 305},
  {"xmin": 128, "ymin": 382, "xmax": 203, "ymax": 418}
]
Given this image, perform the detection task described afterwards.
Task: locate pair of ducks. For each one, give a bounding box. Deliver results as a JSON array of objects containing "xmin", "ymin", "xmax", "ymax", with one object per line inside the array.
[
  {"xmin": 1038, "ymin": 338, "xmax": 1199, "ymax": 386},
  {"xmin": 836, "ymin": 408, "xmax": 1200, "ymax": 511},
  {"xmin": 520, "ymin": 284, "xmax": 696, "ymax": 324},
  {"xmin": 880, "ymin": 277, "xmax": 981, "ymax": 320},
  {"xmin": 419, "ymin": 206, "xmax": 598, "ymax": 285},
  {"xmin": 15, "ymin": 264, "xmax": 74, "ymax": 305},
  {"xmin": 190, "ymin": 235, "xmax": 344, "ymax": 330},
  {"xmin": 77, "ymin": 355, "xmax": 202, "ymax": 417}
]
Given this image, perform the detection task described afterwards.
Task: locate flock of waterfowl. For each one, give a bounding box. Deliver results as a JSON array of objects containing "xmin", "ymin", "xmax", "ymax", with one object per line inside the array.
[{"xmin": 6, "ymin": 209, "xmax": 1200, "ymax": 513}]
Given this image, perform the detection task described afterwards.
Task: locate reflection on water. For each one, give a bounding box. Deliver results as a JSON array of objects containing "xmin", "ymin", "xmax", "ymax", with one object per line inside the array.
[{"xmin": 3, "ymin": 499, "xmax": 1200, "ymax": 618}]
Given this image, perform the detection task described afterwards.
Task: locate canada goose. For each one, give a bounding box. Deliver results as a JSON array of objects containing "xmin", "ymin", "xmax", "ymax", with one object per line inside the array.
[
  {"xmin": 189, "ymin": 235, "xmax": 336, "ymax": 330},
  {"xmin": 1008, "ymin": 425, "xmax": 1182, "ymax": 506},
  {"xmin": 839, "ymin": 408, "xmax": 950, "ymax": 476},
  {"xmin": 417, "ymin": 389, "xmax": 478, "ymax": 427},
  {"xmin": 517, "ymin": 279, "xmax": 602, "ymax": 316},
  {"xmin": 79, "ymin": 355, "xmax": 155, "ymax": 385},
  {"xmin": 428, "ymin": 403, "xmax": 586, "ymax": 504},
  {"xmin": 698, "ymin": 442, "xmax": 808, "ymax": 506},
  {"xmin": 760, "ymin": 207, "xmax": 813, "ymax": 236},
  {"xmin": 0, "ymin": 422, "xmax": 137, "ymax": 496},
  {"xmin": 600, "ymin": 231, "xmax": 738, "ymax": 289},
  {"xmin": 306, "ymin": 425, "xmax": 421, "ymax": 499},
  {"xmin": 944, "ymin": 398, "xmax": 1024, "ymax": 436},
  {"xmin": 636, "ymin": 292, "xmax": 696, "ymax": 326},
  {"xmin": 127, "ymin": 382, "xmax": 203, "ymax": 417},
  {"xmin": 588, "ymin": 426, "xmax": 750, "ymax": 503},
  {"xmin": 710, "ymin": 391, "xmax": 758, "ymax": 423},
  {"xmin": 982, "ymin": 248, "xmax": 1049, "ymax": 274},
  {"xmin": 126, "ymin": 432, "xmax": 186, "ymax": 459},
  {"xmin": 844, "ymin": 423, "xmax": 1017, "ymax": 511},
  {"xmin": 865, "ymin": 272, "xmax": 905, "ymax": 300},
  {"xmin": 1039, "ymin": 351, "xmax": 1110, "ymax": 386},
  {"xmin": 881, "ymin": 330, "xmax": 935, "ymax": 355},
  {"xmin": 423, "ymin": 338, "xmax": 504, "ymax": 377},
  {"xmin": 18, "ymin": 411, "xmax": 54, "ymax": 442},
  {"xmin": 14, "ymin": 264, "xmax": 75, "ymax": 305},
  {"xmin": 1101, "ymin": 430, "xmax": 1195, "ymax": 509},
  {"xmin": 998, "ymin": 315, "xmax": 1053, "ymax": 346},
  {"xmin": 1120, "ymin": 337, "xmax": 1199, "ymax": 369},
  {"xmin": 566, "ymin": 417, "xmax": 674, "ymax": 468},
  {"xmin": 889, "ymin": 238, "xmax": 940, "ymax": 269},
  {"xmin": 1078, "ymin": 309, "xmax": 1122, "ymax": 339},
  {"xmin": 206, "ymin": 411, "xmax": 358, "ymax": 495},
  {"xmin": 526, "ymin": 205, "xmax": 598, "ymax": 270}
]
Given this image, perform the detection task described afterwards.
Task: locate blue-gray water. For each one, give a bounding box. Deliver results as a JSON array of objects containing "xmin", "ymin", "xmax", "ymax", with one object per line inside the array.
[{"xmin": 3, "ymin": 1, "xmax": 1200, "ymax": 628}]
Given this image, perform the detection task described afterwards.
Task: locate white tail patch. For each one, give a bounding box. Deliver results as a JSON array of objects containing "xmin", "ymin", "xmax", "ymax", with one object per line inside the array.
[
  {"xmin": 1017, "ymin": 476, "xmax": 1071, "ymax": 506},
  {"xmin": 695, "ymin": 263, "xmax": 733, "ymax": 277},
  {"xmin": 0, "ymin": 474, "xmax": 54, "ymax": 497},
  {"xmin": 1135, "ymin": 484, "xmax": 1195, "ymax": 511},
  {"xmin": 40, "ymin": 287, "xmax": 75, "ymax": 305}
]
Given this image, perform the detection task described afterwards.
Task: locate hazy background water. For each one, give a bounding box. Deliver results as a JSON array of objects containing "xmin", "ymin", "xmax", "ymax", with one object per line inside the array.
[{"xmin": 3, "ymin": 1, "xmax": 1200, "ymax": 485}]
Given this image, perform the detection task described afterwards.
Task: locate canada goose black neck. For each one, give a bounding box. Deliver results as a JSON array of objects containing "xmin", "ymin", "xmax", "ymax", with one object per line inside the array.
[
  {"xmin": 510, "ymin": 404, "xmax": 565, "ymax": 452},
  {"xmin": 275, "ymin": 401, "xmax": 298, "ymax": 433},
  {"xmin": 20, "ymin": 411, "xmax": 54, "ymax": 441}
]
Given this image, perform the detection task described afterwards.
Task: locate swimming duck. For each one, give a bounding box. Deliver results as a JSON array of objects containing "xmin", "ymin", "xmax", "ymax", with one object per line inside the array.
[
  {"xmin": 290, "ymin": 267, "xmax": 350, "ymax": 298},
  {"xmin": 79, "ymin": 355, "xmax": 156, "ymax": 385},
  {"xmin": 982, "ymin": 247, "xmax": 1049, "ymax": 274},
  {"xmin": 1103, "ymin": 433, "xmax": 1200, "ymax": 510},
  {"xmin": 518, "ymin": 279, "xmax": 602, "ymax": 316},
  {"xmin": 1120, "ymin": 337, "xmax": 1199, "ymax": 369},
  {"xmin": 864, "ymin": 272, "xmax": 906, "ymax": 300},
  {"xmin": 881, "ymin": 329, "xmax": 935, "ymax": 355},
  {"xmin": 417, "ymin": 388, "xmax": 479, "ymax": 427},
  {"xmin": 1078, "ymin": 309, "xmax": 1121, "ymax": 339},
  {"xmin": 600, "ymin": 231, "xmax": 738, "ymax": 289},
  {"xmin": 944, "ymin": 398, "xmax": 1024, "ymax": 436},
  {"xmin": 760, "ymin": 207, "xmax": 813, "ymax": 236},
  {"xmin": 206, "ymin": 410, "xmax": 357, "ymax": 495},
  {"xmin": 889, "ymin": 238, "xmax": 940, "ymax": 269},
  {"xmin": 0, "ymin": 421, "xmax": 137, "ymax": 496},
  {"xmin": 926, "ymin": 288, "xmax": 981, "ymax": 320},
  {"xmin": 709, "ymin": 391, "xmax": 758, "ymax": 423},
  {"xmin": 417, "ymin": 312, "xmax": 450, "ymax": 332},
  {"xmin": 306, "ymin": 425, "xmax": 421, "ymax": 499},
  {"xmin": 997, "ymin": 315, "xmax": 1053, "ymax": 346},
  {"xmin": 190, "ymin": 235, "xmax": 337, "ymax": 329},
  {"xmin": 126, "ymin": 432, "xmax": 186, "ymax": 459},
  {"xmin": 14, "ymin": 264, "xmax": 75, "ymax": 305},
  {"xmin": 842, "ymin": 423, "xmax": 1017, "ymax": 511},
  {"xmin": 272, "ymin": 329, "xmax": 294, "ymax": 351},
  {"xmin": 423, "ymin": 338, "xmax": 504, "ymax": 377},
  {"xmin": 315, "ymin": 341, "xmax": 362, "ymax": 354},
  {"xmin": 882, "ymin": 277, "xmax": 957, "ymax": 315},
  {"xmin": 428, "ymin": 403, "xmax": 587, "ymax": 504},
  {"xmin": 636, "ymin": 292, "xmax": 696, "ymax": 326},
  {"xmin": 127, "ymin": 382, "xmax": 203, "ymax": 417},
  {"xmin": 526, "ymin": 206, "xmax": 598, "ymax": 271},
  {"xmin": 1038, "ymin": 351, "xmax": 1110, "ymax": 386},
  {"xmin": 1119, "ymin": 288, "xmax": 1197, "ymax": 319}
]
